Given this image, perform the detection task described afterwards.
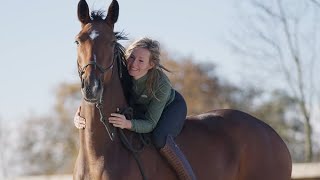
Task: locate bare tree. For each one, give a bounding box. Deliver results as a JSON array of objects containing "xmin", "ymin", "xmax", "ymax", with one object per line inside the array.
[
  {"xmin": 310, "ymin": 0, "xmax": 320, "ymax": 8},
  {"xmin": 230, "ymin": 0, "xmax": 320, "ymax": 162},
  {"xmin": 15, "ymin": 83, "xmax": 81, "ymax": 175},
  {"xmin": 12, "ymin": 45, "xmax": 307, "ymax": 175},
  {"xmin": 0, "ymin": 116, "xmax": 7, "ymax": 179}
]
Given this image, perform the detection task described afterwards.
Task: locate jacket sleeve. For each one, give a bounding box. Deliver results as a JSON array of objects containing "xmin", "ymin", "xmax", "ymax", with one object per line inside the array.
[{"xmin": 130, "ymin": 83, "xmax": 171, "ymax": 133}]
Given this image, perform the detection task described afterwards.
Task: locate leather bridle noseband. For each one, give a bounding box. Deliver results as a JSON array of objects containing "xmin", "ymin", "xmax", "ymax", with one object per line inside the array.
[{"xmin": 77, "ymin": 58, "xmax": 115, "ymax": 80}]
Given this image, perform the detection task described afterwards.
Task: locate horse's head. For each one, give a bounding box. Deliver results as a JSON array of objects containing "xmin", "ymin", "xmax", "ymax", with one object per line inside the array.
[{"xmin": 75, "ymin": 0, "xmax": 119, "ymax": 103}]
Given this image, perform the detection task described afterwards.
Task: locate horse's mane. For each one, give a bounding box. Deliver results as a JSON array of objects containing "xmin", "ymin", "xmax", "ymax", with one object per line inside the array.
[{"xmin": 114, "ymin": 32, "xmax": 132, "ymax": 104}]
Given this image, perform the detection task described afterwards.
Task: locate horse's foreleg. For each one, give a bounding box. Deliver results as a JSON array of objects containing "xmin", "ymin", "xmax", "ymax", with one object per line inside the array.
[{"xmin": 73, "ymin": 152, "xmax": 88, "ymax": 180}]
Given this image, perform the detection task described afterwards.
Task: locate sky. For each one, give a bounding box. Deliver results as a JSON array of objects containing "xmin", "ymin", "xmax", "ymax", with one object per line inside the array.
[
  {"xmin": 0, "ymin": 0, "xmax": 319, "ymax": 138},
  {"xmin": 0, "ymin": 0, "xmax": 241, "ymax": 121}
]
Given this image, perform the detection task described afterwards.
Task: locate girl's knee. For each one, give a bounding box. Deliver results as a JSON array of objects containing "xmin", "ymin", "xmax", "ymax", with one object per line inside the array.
[{"xmin": 152, "ymin": 133, "xmax": 167, "ymax": 149}]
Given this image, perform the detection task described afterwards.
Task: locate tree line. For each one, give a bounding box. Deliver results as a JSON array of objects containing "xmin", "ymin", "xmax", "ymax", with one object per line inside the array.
[{"xmin": 1, "ymin": 50, "xmax": 317, "ymax": 176}]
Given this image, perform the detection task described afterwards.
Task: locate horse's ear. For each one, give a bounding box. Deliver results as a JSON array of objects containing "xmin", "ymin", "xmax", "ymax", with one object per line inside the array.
[
  {"xmin": 105, "ymin": 0, "xmax": 119, "ymax": 29},
  {"xmin": 77, "ymin": 0, "xmax": 91, "ymax": 26}
]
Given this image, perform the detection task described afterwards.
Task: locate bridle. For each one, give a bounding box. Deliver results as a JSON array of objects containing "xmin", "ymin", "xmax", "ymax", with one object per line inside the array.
[
  {"xmin": 77, "ymin": 43, "xmax": 149, "ymax": 180},
  {"xmin": 77, "ymin": 58, "xmax": 115, "ymax": 82},
  {"xmin": 77, "ymin": 54, "xmax": 116, "ymax": 141}
]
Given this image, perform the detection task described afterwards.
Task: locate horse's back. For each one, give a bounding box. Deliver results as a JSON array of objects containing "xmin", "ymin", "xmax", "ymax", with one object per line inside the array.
[{"xmin": 177, "ymin": 109, "xmax": 292, "ymax": 180}]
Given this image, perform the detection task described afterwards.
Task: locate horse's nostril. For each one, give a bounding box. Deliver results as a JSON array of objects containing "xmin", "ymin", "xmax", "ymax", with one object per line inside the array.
[
  {"xmin": 98, "ymin": 80, "xmax": 102, "ymax": 89},
  {"xmin": 81, "ymin": 80, "xmax": 85, "ymax": 88}
]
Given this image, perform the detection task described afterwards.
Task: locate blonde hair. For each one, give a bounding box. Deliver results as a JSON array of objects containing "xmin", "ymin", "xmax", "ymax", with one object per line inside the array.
[{"xmin": 125, "ymin": 37, "xmax": 171, "ymax": 98}]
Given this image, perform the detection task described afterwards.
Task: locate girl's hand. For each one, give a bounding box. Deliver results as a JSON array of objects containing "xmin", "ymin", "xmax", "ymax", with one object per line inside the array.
[
  {"xmin": 109, "ymin": 113, "xmax": 132, "ymax": 129},
  {"xmin": 74, "ymin": 106, "xmax": 86, "ymax": 129}
]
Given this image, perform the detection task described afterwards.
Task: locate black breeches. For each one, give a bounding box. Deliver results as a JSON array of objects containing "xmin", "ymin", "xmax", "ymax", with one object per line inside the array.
[{"xmin": 152, "ymin": 91, "xmax": 187, "ymax": 149}]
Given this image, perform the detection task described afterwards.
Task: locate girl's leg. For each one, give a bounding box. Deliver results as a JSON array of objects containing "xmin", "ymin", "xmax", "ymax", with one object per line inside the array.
[
  {"xmin": 152, "ymin": 91, "xmax": 196, "ymax": 180},
  {"xmin": 152, "ymin": 91, "xmax": 187, "ymax": 148}
]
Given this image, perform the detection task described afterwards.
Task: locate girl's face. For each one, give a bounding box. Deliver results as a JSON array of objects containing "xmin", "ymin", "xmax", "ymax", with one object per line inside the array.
[{"xmin": 127, "ymin": 47, "xmax": 154, "ymax": 80}]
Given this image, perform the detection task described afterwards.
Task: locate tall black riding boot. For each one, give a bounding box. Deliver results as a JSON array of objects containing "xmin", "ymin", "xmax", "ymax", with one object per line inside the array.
[{"xmin": 159, "ymin": 135, "xmax": 196, "ymax": 180}]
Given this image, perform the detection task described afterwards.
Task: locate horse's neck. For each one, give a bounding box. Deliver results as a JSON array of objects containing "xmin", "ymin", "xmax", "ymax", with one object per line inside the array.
[{"xmin": 79, "ymin": 70, "xmax": 128, "ymax": 152}]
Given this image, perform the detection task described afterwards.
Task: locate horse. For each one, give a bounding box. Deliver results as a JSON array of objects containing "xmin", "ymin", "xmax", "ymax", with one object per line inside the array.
[{"xmin": 73, "ymin": 0, "xmax": 292, "ymax": 179}]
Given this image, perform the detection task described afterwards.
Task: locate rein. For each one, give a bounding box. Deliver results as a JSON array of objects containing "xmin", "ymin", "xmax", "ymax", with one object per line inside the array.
[{"xmin": 96, "ymin": 100, "xmax": 116, "ymax": 141}]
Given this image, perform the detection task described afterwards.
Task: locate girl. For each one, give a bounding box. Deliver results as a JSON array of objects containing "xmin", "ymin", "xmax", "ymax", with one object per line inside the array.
[{"xmin": 74, "ymin": 37, "xmax": 196, "ymax": 180}]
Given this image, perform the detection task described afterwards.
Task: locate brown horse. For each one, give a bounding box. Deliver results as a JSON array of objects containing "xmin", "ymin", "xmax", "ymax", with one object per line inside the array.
[{"xmin": 73, "ymin": 0, "xmax": 292, "ymax": 179}]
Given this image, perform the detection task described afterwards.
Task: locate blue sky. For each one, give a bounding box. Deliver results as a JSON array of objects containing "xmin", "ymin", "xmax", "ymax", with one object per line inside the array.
[{"xmin": 0, "ymin": 0, "xmax": 242, "ymax": 121}]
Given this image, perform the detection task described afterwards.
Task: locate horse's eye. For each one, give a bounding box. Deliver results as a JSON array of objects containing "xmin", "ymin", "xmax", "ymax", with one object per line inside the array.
[{"xmin": 74, "ymin": 40, "xmax": 80, "ymax": 46}]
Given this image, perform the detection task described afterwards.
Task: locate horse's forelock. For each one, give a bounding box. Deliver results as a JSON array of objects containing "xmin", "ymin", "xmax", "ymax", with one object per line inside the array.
[{"xmin": 91, "ymin": 10, "xmax": 106, "ymax": 21}]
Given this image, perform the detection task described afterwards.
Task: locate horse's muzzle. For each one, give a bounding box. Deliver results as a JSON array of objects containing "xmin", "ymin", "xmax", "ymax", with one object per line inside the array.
[{"xmin": 81, "ymin": 77, "xmax": 103, "ymax": 103}]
